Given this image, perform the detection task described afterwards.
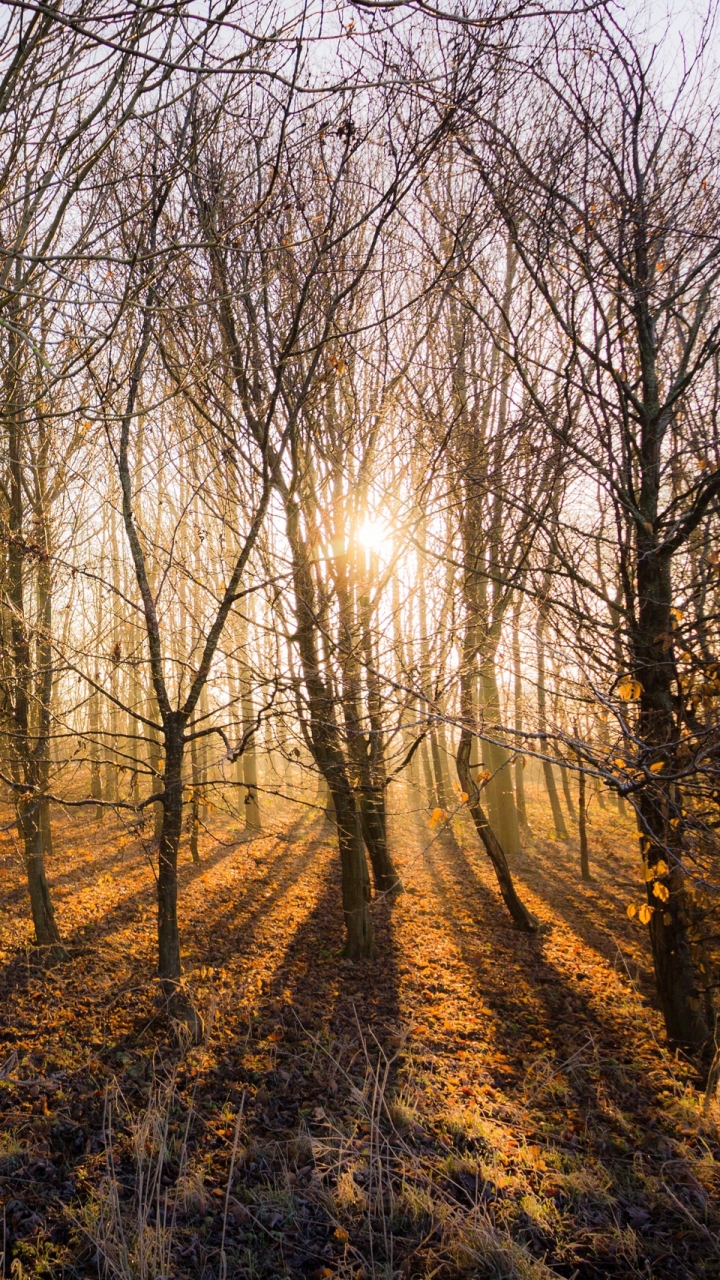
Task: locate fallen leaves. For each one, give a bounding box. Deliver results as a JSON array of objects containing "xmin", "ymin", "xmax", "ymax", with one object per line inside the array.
[{"xmin": 0, "ymin": 793, "xmax": 714, "ymax": 1280}]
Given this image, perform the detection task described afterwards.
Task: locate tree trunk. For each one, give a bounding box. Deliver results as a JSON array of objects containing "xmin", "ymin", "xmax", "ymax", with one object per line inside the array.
[
  {"xmin": 189, "ymin": 730, "xmax": 201, "ymax": 864},
  {"xmin": 239, "ymin": 658, "xmax": 261, "ymax": 832},
  {"xmin": 561, "ymin": 765, "xmax": 578, "ymax": 821},
  {"xmin": 480, "ymin": 663, "xmax": 521, "ymax": 855},
  {"xmin": 536, "ymin": 611, "xmax": 568, "ymax": 839},
  {"xmin": 145, "ymin": 689, "xmax": 164, "ymax": 841},
  {"xmin": 577, "ymin": 764, "xmax": 590, "ymax": 882},
  {"xmin": 89, "ymin": 676, "xmax": 103, "ymax": 818},
  {"xmin": 336, "ymin": 542, "xmax": 399, "ymax": 893},
  {"xmin": 633, "ymin": 544, "xmax": 708, "ymax": 1049},
  {"xmin": 5, "ymin": 318, "xmax": 64, "ymax": 959},
  {"xmin": 457, "ymin": 728, "xmax": 538, "ymax": 932},
  {"xmin": 512, "ymin": 604, "xmax": 529, "ymax": 830},
  {"xmin": 332, "ymin": 780, "xmax": 376, "ymax": 959},
  {"xmin": 157, "ymin": 712, "xmax": 202, "ymax": 1037},
  {"xmin": 420, "ymin": 737, "xmax": 434, "ymax": 808},
  {"xmin": 285, "ymin": 498, "xmax": 375, "ymax": 955},
  {"xmin": 429, "ymin": 726, "xmax": 451, "ymax": 809},
  {"xmin": 436, "ymin": 714, "xmax": 455, "ymax": 800},
  {"xmin": 20, "ymin": 800, "xmax": 65, "ymax": 959}
]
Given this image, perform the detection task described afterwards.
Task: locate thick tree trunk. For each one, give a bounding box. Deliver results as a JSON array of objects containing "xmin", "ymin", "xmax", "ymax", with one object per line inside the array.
[
  {"xmin": 5, "ymin": 328, "xmax": 64, "ymax": 959},
  {"xmin": 20, "ymin": 801, "xmax": 65, "ymax": 958},
  {"xmin": 332, "ymin": 780, "xmax": 376, "ymax": 959},
  {"xmin": 634, "ymin": 545, "xmax": 708, "ymax": 1049},
  {"xmin": 457, "ymin": 729, "xmax": 538, "ymax": 932}
]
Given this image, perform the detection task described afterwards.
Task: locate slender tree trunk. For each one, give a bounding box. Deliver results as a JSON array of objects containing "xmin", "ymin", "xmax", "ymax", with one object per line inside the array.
[
  {"xmin": 337, "ymin": 541, "xmax": 399, "ymax": 892},
  {"xmin": 198, "ymin": 683, "xmax": 209, "ymax": 825},
  {"xmin": 145, "ymin": 689, "xmax": 164, "ymax": 841},
  {"xmin": 238, "ymin": 655, "xmax": 261, "ymax": 832},
  {"xmin": 480, "ymin": 662, "xmax": 521, "ymax": 854},
  {"xmin": 128, "ymin": 630, "xmax": 141, "ymax": 808},
  {"xmin": 417, "ymin": 537, "xmax": 451, "ymax": 812},
  {"xmin": 420, "ymin": 737, "xmax": 434, "ymax": 808},
  {"xmin": 536, "ymin": 609, "xmax": 568, "ymax": 839},
  {"xmin": 285, "ymin": 498, "xmax": 375, "ymax": 955},
  {"xmin": 577, "ymin": 763, "xmax": 590, "ymax": 881},
  {"xmin": 189, "ymin": 730, "xmax": 201, "ymax": 864},
  {"xmin": 560, "ymin": 765, "xmax": 577, "ymax": 821},
  {"xmin": 512, "ymin": 603, "xmax": 529, "ymax": 830},
  {"xmin": 457, "ymin": 614, "xmax": 537, "ymax": 931},
  {"xmin": 456, "ymin": 728, "xmax": 538, "ymax": 932},
  {"xmin": 89, "ymin": 676, "xmax": 103, "ymax": 817}
]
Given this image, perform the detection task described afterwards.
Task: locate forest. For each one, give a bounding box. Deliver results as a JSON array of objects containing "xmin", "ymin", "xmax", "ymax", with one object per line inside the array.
[{"xmin": 0, "ymin": 0, "xmax": 719, "ymax": 1276}]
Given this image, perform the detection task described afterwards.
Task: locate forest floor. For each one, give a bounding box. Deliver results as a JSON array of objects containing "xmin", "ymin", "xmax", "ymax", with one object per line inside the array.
[{"xmin": 0, "ymin": 784, "xmax": 719, "ymax": 1280}]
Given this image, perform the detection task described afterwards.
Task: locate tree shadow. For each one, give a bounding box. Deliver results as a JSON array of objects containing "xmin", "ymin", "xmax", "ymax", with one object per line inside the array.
[
  {"xmin": 424, "ymin": 819, "xmax": 652, "ymax": 1084},
  {"xmin": 510, "ymin": 833, "xmax": 654, "ymax": 986}
]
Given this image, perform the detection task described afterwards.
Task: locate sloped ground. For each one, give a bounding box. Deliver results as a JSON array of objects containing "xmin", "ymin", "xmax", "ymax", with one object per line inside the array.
[{"xmin": 0, "ymin": 785, "xmax": 718, "ymax": 1279}]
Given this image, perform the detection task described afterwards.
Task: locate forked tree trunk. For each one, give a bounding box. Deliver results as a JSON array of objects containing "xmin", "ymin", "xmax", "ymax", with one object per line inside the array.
[
  {"xmin": 285, "ymin": 499, "xmax": 375, "ymax": 955},
  {"xmin": 336, "ymin": 539, "xmax": 399, "ymax": 894}
]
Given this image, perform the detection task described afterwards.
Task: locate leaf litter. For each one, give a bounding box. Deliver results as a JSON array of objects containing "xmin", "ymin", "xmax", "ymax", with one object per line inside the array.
[{"xmin": 0, "ymin": 791, "xmax": 718, "ymax": 1279}]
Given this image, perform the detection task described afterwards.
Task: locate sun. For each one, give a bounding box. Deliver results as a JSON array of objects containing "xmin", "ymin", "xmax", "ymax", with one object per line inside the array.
[{"xmin": 357, "ymin": 517, "xmax": 391, "ymax": 552}]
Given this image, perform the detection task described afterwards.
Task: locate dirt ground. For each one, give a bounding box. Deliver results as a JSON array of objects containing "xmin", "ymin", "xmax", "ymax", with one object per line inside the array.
[{"xmin": 0, "ymin": 782, "xmax": 718, "ymax": 1279}]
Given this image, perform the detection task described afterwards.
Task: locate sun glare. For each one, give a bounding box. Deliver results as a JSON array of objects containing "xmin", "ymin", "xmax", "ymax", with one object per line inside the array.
[{"xmin": 357, "ymin": 518, "xmax": 391, "ymax": 552}]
